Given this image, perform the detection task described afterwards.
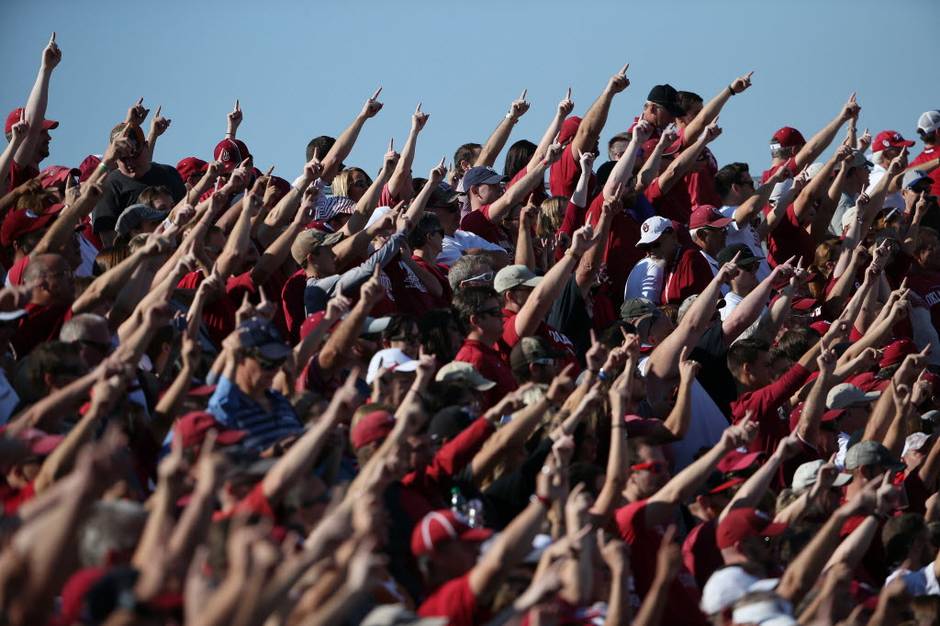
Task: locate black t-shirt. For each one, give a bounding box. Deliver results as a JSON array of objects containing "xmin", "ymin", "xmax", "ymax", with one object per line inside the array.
[
  {"xmin": 91, "ymin": 163, "xmax": 186, "ymax": 233},
  {"xmin": 690, "ymin": 322, "xmax": 737, "ymax": 417},
  {"xmin": 548, "ymin": 276, "xmax": 591, "ymax": 363}
]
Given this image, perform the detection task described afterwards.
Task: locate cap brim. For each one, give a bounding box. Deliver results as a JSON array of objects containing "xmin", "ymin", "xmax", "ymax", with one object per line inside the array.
[
  {"xmin": 474, "ymin": 379, "xmax": 496, "ymax": 391},
  {"xmin": 256, "ymin": 343, "xmax": 292, "ymax": 360},
  {"xmin": 0, "ymin": 309, "xmax": 27, "ymax": 322},
  {"xmin": 215, "ymin": 429, "xmax": 248, "ymax": 446},
  {"xmin": 832, "ymin": 473, "xmax": 852, "ymax": 487},
  {"xmin": 703, "ymin": 217, "xmax": 733, "ymax": 229},
  {"xmin": 724, "ymin": 451, "xmax": 765, "ymax": 472},
  {"xmin": 362, "ymin": 316, "xmax": 391, "ymax": 336},
  {"xmin": 522, "ymin": 276, "xmax": 542, "ymax": 288},
  {"xmin": 459, "ymin": 527, "xmax": 493, "ymax": 544},
  {"xmin": 760, "ymin": 521, "xmax": 788, "ymax": 538},
  {"xmin": 393, "ymin": 361, "xmax": 420, "ymax": 374},
  {"xmin": 42, "ymin": 119, "xmax": 59, "ymax": 130}
]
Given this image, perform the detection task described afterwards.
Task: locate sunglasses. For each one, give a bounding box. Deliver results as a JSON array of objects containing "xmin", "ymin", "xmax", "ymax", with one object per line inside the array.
[
  {"xmin": 459, "ymin": 271, "xmax": 495, "ymax": 287},
  {"xmin": 738, "ymin": 261, "xmax": 760, "ymax": 273},
  {"xmin": 253, "ymin": 354, "xmax": 287, "ymax": 371},
  {"xmin": 477, "ymin": 307, "xmax": 503, "ymax": 319},
  {"xmin": 631, "ymin": 460, "xmax": 667, "ymax": 474}
]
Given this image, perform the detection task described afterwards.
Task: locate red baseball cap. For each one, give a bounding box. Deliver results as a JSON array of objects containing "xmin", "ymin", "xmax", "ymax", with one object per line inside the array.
[
  {"xmin": 717, "ymin": 449, "xmax": 765, "ymax": 474},
  {"xmin": 174, "ymin": 411, "xmax": 246, "ymax": 449},
  {"xmin": 716, "ymin": 507, "xmax": 787, "ymax": 550},
  {"xmin": 410, "ymin": 509, "xmax": 493, "ymax": 557},
  {"xmin": 39, "ymin": 165, "xmax": 79, "ymax": 189},
  {"xmin": 879, "ymin": 338, "xmax": 915, "ymax": 368},
  {"xmin": 689, "ymin": 205, "xmax": 732, "ymax": 230},
  {"xmin": 0, "ymin": 204, "xmax": 64, "ymax": 247},
  {"xmin": 771, "ymin": 127, "xmax": 805, "ymax": 149},
  {"xmin": 623, "ymin": 414, "xmax": 679, "ymax": 442},
  {"xmin": 788, "ymin": 403, "xmax": 845, "ymax": 430},
  {"xmin": 872, "ymin": 130, "xmax": 915, "ymax": 154},
  {"xmin": 77, "ymin": 155, "xmax": 102, "ymax": 183},
  {"xmin": 809, "ymin": 321, "xmax": 831, "ymax": 336},
  {"xmin": 176, "ymin": 156, "xmax": 208, "ymax": 182},
  {"xmin": 350, "ymin": 410, "xmax": 395, "ymax": 450},
  {"xmin": 17, "ymin": 427, "xmax": 64, "ymax": 457},
  {"xmin": 791, "ymin": 297, "xmax": 819, "ymax": 312},
  {"xmin": 5, "ymin": 107, "xmax": 58, "ymax": 135},
  {"xmin": 558, "ymin": 116, "xmax": 582, "ymax": 144},
  {"xmin": 213, "ymin": 139, "xmax": 243, "ymax": 173}
]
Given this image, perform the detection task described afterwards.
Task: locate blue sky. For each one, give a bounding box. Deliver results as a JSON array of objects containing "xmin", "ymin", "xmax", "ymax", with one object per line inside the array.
[{"xmin": 2, "ymin": 0, "xmax": 939, "ymax": 182}]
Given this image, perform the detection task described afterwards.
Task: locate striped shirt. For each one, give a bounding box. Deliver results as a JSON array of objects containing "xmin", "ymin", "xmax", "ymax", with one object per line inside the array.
[{"xmin": 208, "ymin": 376, "xmax": 302, "ymax": 450}]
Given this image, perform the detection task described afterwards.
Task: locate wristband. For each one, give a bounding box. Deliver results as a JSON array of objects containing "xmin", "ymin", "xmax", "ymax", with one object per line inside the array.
[
  {"xmin": 597, "ymin": 368, "xmax": 609, "ymax": 382},
  {"xmin": 530, "ymin": 494, "xmax": 551, "ymax": 510},
  {"xmin": 727, "ymin": 85, "xmax": 736, "ymax": 97}
]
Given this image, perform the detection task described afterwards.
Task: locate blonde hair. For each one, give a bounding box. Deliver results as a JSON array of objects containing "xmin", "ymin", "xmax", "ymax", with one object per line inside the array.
[
  {"xmin": 537, "ymin": 196, "xmax": 568, "ymax": 239},
  {"xmin": 332, "ymin": 167, "xmax": 372, "ymax": 197}
]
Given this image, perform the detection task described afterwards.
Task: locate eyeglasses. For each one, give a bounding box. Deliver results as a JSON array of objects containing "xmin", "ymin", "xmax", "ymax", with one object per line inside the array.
[
  {"xmin": 350, "ymin": 179, "xmax": 369, "ymax": 189},
  {"xmin": 459, "ymin": 271, "xmax": 494, "ymax": 287},
  {"xmin": 631, "ymin": 460, "xmax": 667, "ymax": 474},
  {"xmin": 738, "ymin": 261, "xmax": 760, "ymax": 273}
]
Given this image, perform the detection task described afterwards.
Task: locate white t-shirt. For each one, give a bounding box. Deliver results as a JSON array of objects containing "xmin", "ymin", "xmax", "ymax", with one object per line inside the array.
[
  {"xmin": 886, "ymin": 562, "xmax": 940, "ymax": 596},
  {"xmin": 624, "ymin": 257, "xmax": 665, "ymax": 303},
  {"xmin": 866, "ymin": 164, "xmax": 904, "ymax": 212},
  {"xmin": 639, "ymin": 356, "xmax": 728, "ymax": 471},
  {"xmin": 718, "ymin": 205, "xmax": 771, "ymax": 282},
  {"xmin": 438, "ymin": 230, "xmax": 506, "ymax": 267}
]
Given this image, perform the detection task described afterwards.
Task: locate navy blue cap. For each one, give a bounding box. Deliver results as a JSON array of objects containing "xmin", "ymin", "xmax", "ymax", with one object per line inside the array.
[
  {"xmin": 461, "ymin": 166, "xmax": 504, "ymax": 190},
  {"xmin": 239, "ymin": 318, "xmax": 291, "ymax": 360}
]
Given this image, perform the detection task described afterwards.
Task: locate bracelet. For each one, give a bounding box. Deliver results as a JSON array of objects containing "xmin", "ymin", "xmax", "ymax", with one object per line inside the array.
[
  {"xmin": 727, "ymin": 85, "xmax": 736, "ymax": 97},
  {"xmin": 530, "ymin": 494, "xmax": 551, "ymax": 510},
  {"xmin": 597, "ymin": 368, "xmax": 609, "ymax": 382}
]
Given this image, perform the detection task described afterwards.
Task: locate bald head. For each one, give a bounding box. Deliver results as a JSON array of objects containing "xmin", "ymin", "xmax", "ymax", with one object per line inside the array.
[{"xmin": 23, "ymin": 253, "xmax": 73, "ymax": 306}]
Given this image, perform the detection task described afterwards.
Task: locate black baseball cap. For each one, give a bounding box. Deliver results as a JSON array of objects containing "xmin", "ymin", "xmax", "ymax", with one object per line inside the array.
[{"xmin": 647, "ymin": 84, "xmax": 685, "ymax": 116}]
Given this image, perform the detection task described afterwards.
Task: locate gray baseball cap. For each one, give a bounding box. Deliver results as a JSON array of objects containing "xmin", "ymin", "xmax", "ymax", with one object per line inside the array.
[
  {"xmin": 826, "ymin": 383, "xmax": 880, "ymax": 410},
  {"xmin": 494, "ymin": 265, "xmax": 541, "ymax": 293},
  {"xmin": 844, "ymin": 440, "xmax": 904, "ymax": 471},
  {"xmin": 620, "ymin": 297, "xmax": 660, "ymax": 321},
  {"xmin": 115, "ymin": 203, "xmax": 167, "ymax": 237},
  {"xmin": 791, "ymin": 459, "xmax": 852, "ymax": 492}
]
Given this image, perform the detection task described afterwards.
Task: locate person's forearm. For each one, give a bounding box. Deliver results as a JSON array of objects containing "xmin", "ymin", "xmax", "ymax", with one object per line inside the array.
[
  {"xmin": 918, "ymin": 429, "xmax": 940, "ymax": 489},
  {"xmin": 590, "ymin": 397, "xmax": 629, "ymax": 521},
  {"xmin": 321, "ymin": 114, "xmax": 368, "ymax": 183},
  {"xmin": 825, "ymin": 515, "xmax": 878, "ymax": 573},
  {"xmin": 515, "ymin": 218, "xmax": 536, "ymax": 267},
  {"xmin": 576, "ymin": 207, "xmax": 611, "ymax": 294},
  {"xmin": 653, "ymin": 434, "xmax": 731, "ymax": 506},
  {"xmin": 387, "ymin": 128, "xmax": 418, "ymax": 201},
  {"xmin": 759, "ymin": 186, "xmax": 795, "ymax": 238},
  {"xmin": 471, "ymin": 400, "xmax": 548, "ymax": 482},
  {"xmin": 733, "ymin": 177, "xmax": 776, "ymax": 225},
  {"xmin": 342, "ymin": 165, "xmax": 391, "ymax": 235},
  {"xmin": 528, "ymin": 109, "xmax": 566, "ymax": 170},
  {"xmin": 798, "ymin": 370, "xmax": 836, "ymax": 442},
  {"xmin": 793, "ymin": 156, "xmax": 838, "ymax": 220},
  {"xmin": 794, "ymin": 111, "xmax": 846, "ymax": 172},
  {"xmin": 488, "ymin": 161, "xmax": 548, "ymax": 223},
  {"xmin": 827, "ymin": 256, "xmax": 865, "ymax": 304},
  {"xmin": 723, "ymin": 271, "xmax": 777, "ymax": 341},
  {"xmin": 33, "ymin": 186, "xmax": 101, "ymax": 256},
  {"xmin": 575, "ymin": 88, "xmax": 616, "ymax": 155},
  {"xmin": 33, "ymin": 402, "xmax": 104, "ymax": 493},
  {"xmin": 264, "ymin": 184, "xmax": 304, "ymax": 228},
  {"xmin": 723, "ymin": 450, "xmax": 784, "ymax": 521},
  {"xmin": 151, "ymin": 362, "xmax": 193, "ymax": 444},
  {"xmin": 570, "ymin": 164, "xmax": 592, "ymax": 208},
  {"xmin": 166, "ymin": 483, "xmax": 216, "ymax": 580},
  {"xmin": 6, "ymin": 369, "xmax": 98, "ymax": 434},
  {"xmin": 253, "ymin": 219, "xmax": 303, "ymax": 285},
  {"xmin": 662, "ymin": 377, "xmax": 693, "ymax": 439},
  {"xmin": 318, "ymin": 300, "xmax": 370, "ymax": 373},
  {"xmin": 603, "ymin": 134, "xmax": 643, "ymax": 198},
  {"xmin": 470, "ymin": 499, "xmax": 547, "ymax": 596},
  {"xmin": 777, "ymin": 506, "xmax": 851, "ymax": 603},
  {"xmin": 682, "ymin": 81, "xmax": 735, "ymax": 145},
  {"xmin": 882, "ymin": 403, "xmax": 910, "ymax": 458},
  {"xmin": 72, "ymin": 249, "xmax": 149, "ymax": 314},
  {"xmin": 476, "ymin": 116, "xmax": 516, "ymax": 167},
  {"xmin": 657, "ymin": 136, "xmax": 708, "ymax": 193},
  {"xmin": 262, "ymin": 404, "xmax": 343, "ymax": 502},
  {"xmin": 131, "ymin": 478, "xmax": 177, "ymax": 571},
  {"xmin": 14, "ymin": 62, "xmax": 53, "ymax": 164},
  {"xmin": 632, "ymin": 569, "xmax": 670, "ymax": 626},
  {"xmin": 0, "ymin": 138, "xmax": 24, "ymax": 195},
  {"xmin": 515, "ymin": 249, "xmax": 579, "ymax": 337},
  {"xmin": 863, "ymin": 385, "xmax": 899, "ymax": 443}
]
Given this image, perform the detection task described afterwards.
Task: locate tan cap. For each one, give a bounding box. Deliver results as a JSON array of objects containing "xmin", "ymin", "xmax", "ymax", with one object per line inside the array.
[{"xmin": 291, "ymin": 228, "xmax": 344, "ymax": 265}]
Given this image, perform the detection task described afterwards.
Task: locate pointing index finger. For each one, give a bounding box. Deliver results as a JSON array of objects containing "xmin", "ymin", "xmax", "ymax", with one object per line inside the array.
[
  {"xmin": 136, "ymin": 97, "xmax": 144, "ymax": 107},
  {"xmin": 235, "ymin": 98, "xmax": 240, "ymax": 111},
  {"xmin": 388, "ymin": 137, "xmax": 394, "ymax": 152},
  {"xmin": 565, "ymin": 87, "xmax": 571, "ymax": 100},
  {"xmin": 370, "ymin": 86, "xmax": 383, "ymax": 101},
  {"xmin": 620, "ymin": 63, "xmax": 629, "ymax": 76},
  {"xmin": 50, "ymin": 32, "xmax": 56, "ymax": 44},
  {"xmin": 154, "ymin": 105, "xmax": 162, "ymax": 118}
]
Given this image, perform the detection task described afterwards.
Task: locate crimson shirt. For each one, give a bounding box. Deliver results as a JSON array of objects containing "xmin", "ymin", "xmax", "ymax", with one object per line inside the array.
[
  {"xmin": 13, "ymin": 301, "xmax": 73, "ymax": 358},
  {"xmin": 683, "ymin": 519, "xmax": 722, "ymax": 589},
  {"xmin": 0, "ymin": 480, "xmax": 35, "ymax": 515},
  {"xmin": 454, "ymin": 338, "xmax": 517, "ymax": 409},
  {"xmin": 549, "ymin": 144, "xmax": 595, "ymax": 199},
  {"xmin": 384, "ymin": 253, "xmax": 452, "ymax": 317},
  {"xmin": 765, "ymin": 203, "xmax": 814, "ymax": 268},
  {"xmin": 662, "ymin": 247, "xmax": 714, "ymax": 306},
  {"xmin": 281, "ymin": 268, "xmax": 307, "ymax": 344},
  {"xmin": 910, "ymin": 146, "xmax": 940, "ymax": 197},
  {"xmin": 418, "ymin": 573, "xmax": 487, "ymax": 626},
  {"xmin": 459, "ymin": 204, "xmax": 511, "ymax": 249},
  {"xmin": 730, "ymin": 364, "xmax": 811, "ymax": 455},
  {"xmin": 615, "ymin": 500, "xmax": 709, "ymax": 626},
  {"xmin": 645, "ymin": 178, "xmax": 693, "ymax": 224},
  {"xmin": 907, "ymin": 268, "xmax": 940, "ymax": 331},
  {"xmin": 584, "ymin": 193, "xmax": 645, "ymax": 310},
  {"xmin": 499, "ymin": 309, "xmax": 578, "ymax": 370}
]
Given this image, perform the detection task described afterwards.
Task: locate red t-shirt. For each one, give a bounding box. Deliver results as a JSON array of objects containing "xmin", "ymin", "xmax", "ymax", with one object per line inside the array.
[
  {"xmin": 7, "ymin": 161, "xmax": 39, "ymax": 190},
  {"xmin": 684, "ymin": 148, "xmax": 721, "ymax": 208},
  {"xmin": 418, "ymin": 573, "xmax": 487, "ymax": 626},
  {"xmin": 499, "ymin": 309, "xmax": 578, "ymax": 370},
  {"xmin": 384, "ymin": 254, "xmax": 451, "ymax": 317},
  {"xmin": 549, "ymin": 144, "xmax": 594, "ymax": 199},
  {"xmin": 683, "ymin": 519, "xmax": 722, "ymax": 589},
  {"xmin": 765, "ymin": 203, "xmax": 814, "ymax": 268},
  {"xmin": 178, "ymin": 270, "xmax": 237, "ymax": 347},
  {"xmin": 281, "ymin": 269, "xmax": 307, "ymax": 344},
  {"xmin": 645, "ymin": 178, "xmax": 693, "ymax": 224},
  {"xmin": 614, "ymin": 500, "xmax": 708, "ymax": 626},
  {"xmin": 730, "ymin": 364, "xmax": 811, "ymax": 455},
  {"xmin": 213, "ymin": 482, "xmax": 276, "ymax": 521},
  {"xmin": 454, "ymin": 338, "xmax": 517, "ymax": 409},
  {"xmin": 907, "ymin": 268, "xmax": 940, "ymax": 331},
  {"xmin": 662, "ymin": 247, "xmax": 714, "ymax": 306},
  {"xmin": 13, "ymin": 301, "xmax": 73, "ymax": 358},
  {"xmin": 761, "ymin": 157, "xmax": 797, "ymax": 183},
  {"xmin": 585, "ymin": 193, "xmax": 644, "ymax": 310},
  {"xmin": 910, "ymin": 145, "xmax": 940, "ymax": 197},
  {"xmin": 459, "ymin": 205, "xmax": 511, "ymax": 249},
  {"xmin": 5, "ymin": 255, "xmax": 29, "ymax": 285},
  {"xmin": 506, "ymin": 166, "xmax": 547, "ymax": 206},
  {"xmin": 0, "ymin": 480, "xmax": 35, "ymax": 515}
]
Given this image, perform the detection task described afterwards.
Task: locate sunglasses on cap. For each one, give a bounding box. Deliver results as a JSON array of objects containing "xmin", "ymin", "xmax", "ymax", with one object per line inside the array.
[
  {"xmin": 631, "ymin": 460, "xmax": 667, "ymax": 474},
  {"xmin": 250, "ymin": 353, "xmax": 287, "ymax": 371},
  {"xmin": 459, "ymin": 271, "xmax": 495, "ymax": 287}
]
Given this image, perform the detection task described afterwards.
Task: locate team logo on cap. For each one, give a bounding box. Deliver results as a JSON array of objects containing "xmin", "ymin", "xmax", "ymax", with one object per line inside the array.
[
  {"xmin": 221, "ymin": 149, "xmax": 234, "ymax": 162},
  {"xmin": 642, "ymin": 222, "xmax": 650, "ymax": 232},
  {"xmin": 882, "ymin": 139, "xmax": 890, "ymax": 147}
]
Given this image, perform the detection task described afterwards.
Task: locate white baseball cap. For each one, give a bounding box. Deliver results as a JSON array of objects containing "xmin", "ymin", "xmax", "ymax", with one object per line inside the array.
[
  {"xmin": 366, "ymin": 348, "xmax": 420, "ymax": 384},
  {"xmin": 826, "ymin": 383, "xmax": 880, "ymax": 410},
  {"xmin": 636, "ymin": 216, "xmax": 673, "ymax": 246},
  {"xmin": 700, "ymin": 566, "xmax": 759, "ymax": 615},
  {"xmin": 791, "ymin": 459, "xmax": 852, "ymax": 492},
  {"xmin": 902, "ymin": 432, "xmax": 932, "ymax": 458},
  {"xmin": 917, "ymin": 110, "xmax": 940, "ymax": 135}
]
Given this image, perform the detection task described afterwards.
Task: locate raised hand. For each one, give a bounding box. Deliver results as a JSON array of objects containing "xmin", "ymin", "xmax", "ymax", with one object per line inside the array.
[
  {"xmin": 429, "ymin": 157, "xmax": 447, "ymax": 184},
  {"xmin": 9, "ymin": 111, "xmax": 29, "ymax": 145},
  {"xmin": 607, "ymin": 63, "xmax": 630, "ymax": 94},
  {"xmin": 546, "ymin": 363, "xmax": 578, "ymax": 405},
  {"xmin": 150, "ymin": 105, "xmax": 171, "ymax": 137},
  {"xmin": 633, "ymin": 119, "xmax": 654, "ymax": 145},
  {"xmin": 42, "ymin": 32, "xmax": 62, "ymax": 70},
  {"xmin": 678, "ymin": 345, "xmax": 701, "ymax": 382},
  {"xmin": 817, "ymin": 338, "xmax": 838, "ymax": 376},
  {"xmin": 324, "ymin": 293, "xmax": 352, "ymax": 323},
  {"xmin": 360, "ymin": 264, "xmax": 386, "ymax": 306},
  {"xmin": 126, "ymin": 97, "xmax": 150, "ymax": 128},
  {"xmin": 703, "ymin": 118, "xmax": 723, "ymax": 143},
  {"xmin": 304, "ymin": 147, "xmax": 324, "ymax": 183},
  {"xmin": 383, "ymin": 137, "xmax": 400, "ymax": 171},
  {"xmin": 412, "ymin": 102, "xmax": 430, "ymax": 132},
  {"xmin": 585, "ymin": 329, "xmax": 608, "ymax": 373},
  {"xmin": 508, "ymin": 88, "xmax": 530, "ymax": 121},
  {"xmin": 577, "ymin": 147, "xmax": 596, "ymax": 173},
  {"xmin": 835, "ymin": 144, "xmax": 854, "ymax": 162},
  {"xmin": 659, "ymin": 123, "xmax": 679, "ymax": 147},
  {"xmin": 857, "ymin": 128, "xmax": 872, "ymax": 152},
  {"xmin": 558, "ymin": 87, "xmax": 575, "ymax": 118},
  {"xmin": 598, "ymin": 528, "xmax": 631, "ymax": 574},
  {"xmin": 717, "ymin": 250, "xmax": 742, "ymax": 284},
  {"xmin": 840, "ymin": 92, "xmax": 861, "ymax": 121},
  {"xmin": 729, "ymin": 70, "xmax": 754, "ymax": 95},
  {"xmin": 545, "ymin": 139, "xmax": 565, "ymax": 165},
  {"xmin": 227, "ymin": 99, "xmax": 242, "ymax": 134},
  {"xmin": 722, "ymin": 412, "xmax": 758, "ymax": 449},
  {"xmin": 361, "ymin": 87, "xmax": 384, "ymax": 119},
  {"xmin": 654, "ymin": 525, "xmax": 682, "ymax": 582},
  {"xmin": 570, "ymin": 223, "xmax": 597, "ymax": 256},
  {"xmin": 888, "ymin": 147, "xmax": 909, "ymax": 175}
]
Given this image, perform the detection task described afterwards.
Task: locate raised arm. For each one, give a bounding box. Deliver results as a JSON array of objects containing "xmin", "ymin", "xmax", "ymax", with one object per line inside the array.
[
  {"xmin": 13, "ymin": 33, "xmax": 60, "ymax": 165},
  {"xmin": 602, "ymin": 120, "xmax": 653, "ymax": 198},
  {"xmin": 682, "ymin": 71, "xmax": 753, "ymax": 145},
  {"xmin": 655, "ymin": 120, "xmax": 722, "ymax": 194},
  {"xmin": 662, "ymin": 348, "xmax": 699, "ymax": 439},
  {"xmin": 526, "ymin": 88, "xmax": 574, "ymax": 171},
  {"xmin": 145, "ymin": 105, "xmax": 171, "ymax": 162},
  {"xmin": 514, "ymin": 223, "xmax": 597, "ymax": 338},
  {"xmin": 576, "ymin": 183, "xmax": 618, "ymax": 294},
  {"xmin": 320, "ymin": 87, "xmax": 383, "ymax": 183},
  {"xmin": 796, "ymin": 343, "xmax": 839, "ymax": 445},
  {"xmin": 722, "ymin": 435, "xmax": 800, "ymax": 522},
  {"xmin": 570, "ymin": 65, "xmax": 630, "ymax": 159},
  {"xmin": 0, "ymin": 115, "xmax": 29, "ymax": 195},
  {"xmin": 723, "ymin": 258, "xmax": 795, "ymax": 342},
  {"xmin": 792, "ymin": 93, "xmax": 860, "ymax": 172},
  {"xmin": 32, "ymin": 181, "xmax": 103, "ymax": 257},
  {"xmin": 386, "ymin": 103, "xmax": 428, "ymax": 201},
  {"xmin": 264, "ymin": 152, "xmax": 322, "ymax": 228},
  {"xmin": 487, "ymin": 141, "xmax": 563, "ymax": 223},
  {"xmin": 475, "ymin": 90, "xmax": 529, "ymax": 167},
  {"xmin": 793, "ymin": 144, "xmax": 851, "ymax": 222},
  {"xmin": 733, "ymin": 165, "xmax": 789, "ymax": 226},
  {"xmin": 317, "ymin": 267, "xmax": 383, "ymax": 374},
  {"xmin": 341, "ymin": 139, "xmax": 399, "ymax": 236}
]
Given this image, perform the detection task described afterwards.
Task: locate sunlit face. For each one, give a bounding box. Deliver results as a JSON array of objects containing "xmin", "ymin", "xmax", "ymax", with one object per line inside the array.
[
  {"xmin": 472, "ymin": 183, "xmax": 502, "ymax": 206},
  {"xmin": 644, "ymin": 101, "xmax": 675, "ymax": 130},
  {"xmin": 629, "ymin": 443, "xmax": 670, "ymax": 498}
]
